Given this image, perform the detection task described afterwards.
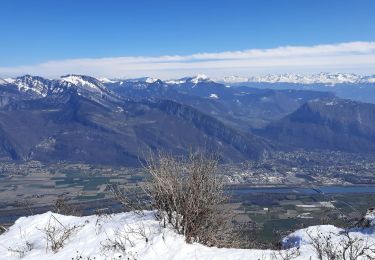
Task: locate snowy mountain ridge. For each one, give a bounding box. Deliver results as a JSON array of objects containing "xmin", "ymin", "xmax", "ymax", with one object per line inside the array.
[
  {"xmin": 217, "ymin": 73, "xmax": 375, "ymax": 85},
  {"xmin": 5, "ymin": 73, "xmax": 375, "ymax": 91},
  {"xmin": 0, "ymin": 74, "xmax": 117, "ymax": 98},
  {"xmin": 100, "ymin": 73, "xmax": 375, "ymax": 86},
  {"xmin": 60, "ymin": 74, "xmax": 111, "ymax": 94}
]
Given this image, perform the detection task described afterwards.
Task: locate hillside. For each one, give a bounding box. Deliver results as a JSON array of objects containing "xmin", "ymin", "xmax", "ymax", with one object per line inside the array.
[
  {"xmin": 260, "ymin": 98, "xmax": 375, "ymax": 153},
  {"xmin": 0, "ymin": 75, "xmax": 268, "ymax": 165}
]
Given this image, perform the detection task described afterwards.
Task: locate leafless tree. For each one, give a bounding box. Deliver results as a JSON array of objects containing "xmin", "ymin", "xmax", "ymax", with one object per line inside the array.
[{"xmin": 143, "ymin": 151, "xmax": 239, "ymax": 247}]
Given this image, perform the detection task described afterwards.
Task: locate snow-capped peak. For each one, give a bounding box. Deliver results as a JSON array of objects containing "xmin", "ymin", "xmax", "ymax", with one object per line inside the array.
[
  {"xmin": 60, "ymin": 75, "xmax": 109, "ymax": 94},
  {"xmin": 190, "ymin": 74, "xmax": 210, "ymax": 84},
  {"xmin": 217, "ymin": 75, "xmax": 249, "ymax": 83},
  {"xmin": 145, "ymin": 77, "xmax": 159, "ymax": 84},
  {"xmin": 11, "ymin": 75, "xmax": 51, "ymax": 97},
  {"xmin": 3, "ymin": 78, "xmax": 16, "ymax": 84},
  {"xmin": 98, "ymin": 77, "xmax": 118, "ymax": 84},
  {"xmin": 165, "ymin": 79, "xmax": 187, "ymax": 84},
  {"xmin": 123, "ymin": 77, "xmax": 161, "ymax": 84},
  {"xmin": 61, "ymin": 75, "xmax": 100, "ymax": 89}
]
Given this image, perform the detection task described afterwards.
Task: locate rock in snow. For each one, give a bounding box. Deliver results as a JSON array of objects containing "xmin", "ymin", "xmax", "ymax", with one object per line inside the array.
[{"xmin": 0, "ymin": 210, "xmax": 375, "ymax": 259}]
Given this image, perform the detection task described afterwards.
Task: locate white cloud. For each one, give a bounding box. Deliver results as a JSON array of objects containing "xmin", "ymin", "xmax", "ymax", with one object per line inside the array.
[{"xmin": 1, "ymin": 41, "xmax": 375, "ymax": 79}]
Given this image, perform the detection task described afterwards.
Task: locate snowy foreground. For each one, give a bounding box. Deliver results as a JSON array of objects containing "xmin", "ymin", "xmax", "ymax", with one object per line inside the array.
[{"xmin": 0, "ymin": 210, "xmax": 374, "ymax": 260}]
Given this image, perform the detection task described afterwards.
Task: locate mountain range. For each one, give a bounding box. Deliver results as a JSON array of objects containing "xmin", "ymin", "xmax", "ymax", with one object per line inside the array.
[
  {"xmin": 0, "ymin": 73, "xmax": 375, "ymax": 165},
  {"xmin": 216, "ymin": 73, "xmax": 375, "ymax": 85},
  {"xmin": 214, "ymin": 73, "xmax": 375, "ymax": 104}
]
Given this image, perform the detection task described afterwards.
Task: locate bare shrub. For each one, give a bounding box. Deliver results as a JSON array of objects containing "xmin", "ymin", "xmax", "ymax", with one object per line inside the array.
[
  {"xmin": 71, "ymin": 251, "xmax": 96, "ymax": 260},
  {"xmin": 107, "ymin": 184, "xmax": 147, "ymax": 215},
  {"xmin": 306, "ymin": 228, "xmax": 375, "ymax": 260},
  {"xmin": 306, "ymin": 229, "xmax": 341, "ymax": 260},
  {"xmin": 94, "ymin": 211, "xmax": 113, "ymax": 235},
  {"xmin": 7, "ymin": 227, "xmax": 33, "ymax": 258},
  {"xmin": 0, "ymin": 225, "xmax": 7, "ymax": 235},
  {"xmin": 53, "ymin": 195, "xmax": 82, "ymax": 216},
  {"xmin": 41, "ymin": 214, "xmax": 81, "ymax": 253},
  {"xmin": 338, "ymin": 229, "xmax": 375, "ymax": 260},
  {"xmin": 100, "ymin": 228, "xmax": 138, "ymax": 259},
  {"xmin": 143, "ymin": 152, "xmax": 239, "ymax": 247},
  {"xmin": 271, "ymin": 247, "xmax": 300, "ymax": 260}
]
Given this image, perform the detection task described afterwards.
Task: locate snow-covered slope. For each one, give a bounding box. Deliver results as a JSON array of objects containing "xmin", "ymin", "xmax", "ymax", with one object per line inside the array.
[
  {"xmin": 283, "ymin": 224, "xmax": 375, "ymax": 259},
  {"xmin": 98, "ymin": 77, "xmax": 118, "ymax": 84},
  {"xmin": 1, "ymin": 210, "xmax": 375, "ymax": 260},
  {"xmin": 122, "ymin": 77, "xmax": 161, "ymax": 84},
  {"xmin": 218, "ymin": 73, "xmax": 375, "ymax": 85},
  {"xmin": 0, "ymin": 211, "xmax": 273, "ymax": 260},
  {"xmin": 60, "ymin": 74, "xmax": 110, "ymax": 94},
  {"xmin": 7, "ymin": 75, "xmax": 52, "ymax": 97},
  {"xmin": 166, "ymin": 74, "xmax": 212, "ymax": 85},
  {"xmin": 0, "ymin": 78, "xmax": 8, "ymax": 85},
  {"xmin": 190, "ymin": 74, "xmax": 211, "ymax": 84},
  {"xmin": 0, "ymin": 75, "xmax": 115, "ymax": 98}
]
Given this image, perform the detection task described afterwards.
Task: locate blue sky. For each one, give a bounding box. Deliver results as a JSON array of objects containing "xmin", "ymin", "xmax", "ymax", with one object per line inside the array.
[{"xmin": 1, "ymin": 0, "xmax": 375, "ymax": 78}]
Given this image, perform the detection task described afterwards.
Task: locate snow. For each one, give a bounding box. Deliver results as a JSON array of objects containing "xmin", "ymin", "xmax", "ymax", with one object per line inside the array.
[
  {"xmin": 59, "ymin": 75, "xmax": 113, "ymax": 97},
  {"xmin": 190, "ymin": 74, "xmax": 210, "ymax": 84},
  {"xmin": 124, "ymin": 77, "xmax": 160, "ymax": 84},
  {"xmin": 217, "ymin": 76, "xmax": 249, "ymax": 83},
  {"xmin": 0, "ymin": 78, "xmax": 8, "ymax": 85},
  {"xmin": 145, "ymin": 77, "xmax": 159, "ymax": 84},
  {"xmin": 165, "ymin": 79, "xmax": 186, "ymax": 84},
  {"xmin": 0, "ymin": 211, "xmax": 274, "ymax": 260},
  {"xmin": 1, "ymin": 210, "xmax": 375, "ymax": 260},
  {"xmin": 325, "ymin": 100, "xmax": 338, "ymax": 106},
  {"xmin": 11, "ymin": 76, "xmax": 49, "ymax": 97},
  {"xmin": 60, "ymin": 75, "xmax": 100, "ymax": 91},
  {"xmin": 361, "ymin": 208, "xmax": 375, "ymax": 227},
  {"xmin": 209, "ymin": 93, "xmax": 219, "ymax": 99},
  {"xmin": 4, "ymin": 78, "xmax": 16, "ymax": 84},
  {"xmin": 216, "ymin": 73, "xmax": 375, "ymax": 85},
  {"xmin": 99, "ymin": 77, "xmax": 118, "ymax": 84},
  {"xmin": 283, "ymin": 224, "xmax": 375, "ymax": 259}
]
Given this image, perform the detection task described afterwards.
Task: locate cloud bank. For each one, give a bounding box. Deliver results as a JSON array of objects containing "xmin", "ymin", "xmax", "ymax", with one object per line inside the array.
[{"xmin": 1, "ymin": 41, "xmax": 375, "ymax": 79}]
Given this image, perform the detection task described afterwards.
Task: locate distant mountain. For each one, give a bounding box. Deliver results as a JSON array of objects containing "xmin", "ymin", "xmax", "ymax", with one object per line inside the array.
[
  {"xmin": 214, "ymin": 73, "xmax": 375, "ymax": 104},
  {"xmin": 2, "ymin": 74, "xmax": 375, "ymax": 163},
  {"xmin": 0, "ymin": 75, "xmax": 268, "ymax": 165},
  {"xmin": 217, "ymin": 73, "xmax": 375, "ymax": 85},
  {"xmin": 105, "ymin": 75, "xmax": 333, "ymax": 129},
  {"xmin": 259, "ymin": 98, "xmax": 375, "ymax": 153}
]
